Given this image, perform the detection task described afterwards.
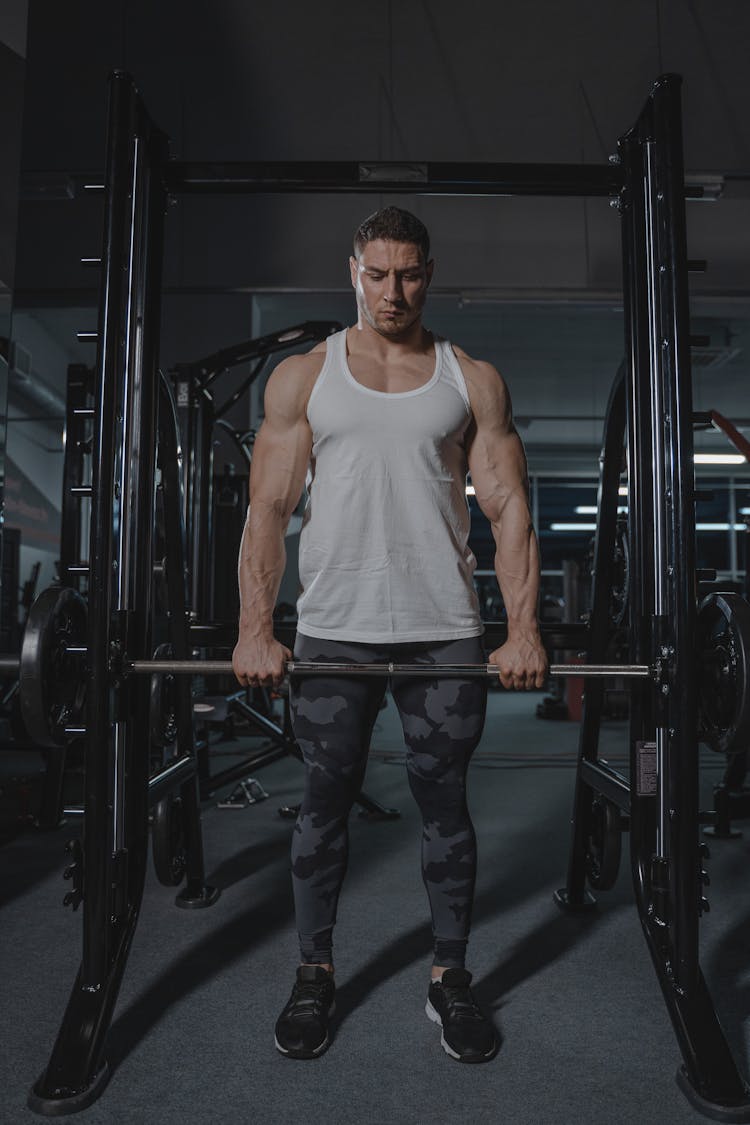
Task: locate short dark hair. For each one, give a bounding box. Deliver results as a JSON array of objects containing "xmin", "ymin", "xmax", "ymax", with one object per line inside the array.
[{"xmin": 353, "ymin": 206, "xmax": 430, "ymax": 263}]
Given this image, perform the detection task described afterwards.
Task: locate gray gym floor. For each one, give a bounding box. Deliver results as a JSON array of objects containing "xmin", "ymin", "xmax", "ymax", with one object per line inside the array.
[{"xmin": 2, "ymin": 691, "xmax": 748, "ymax": 1125}]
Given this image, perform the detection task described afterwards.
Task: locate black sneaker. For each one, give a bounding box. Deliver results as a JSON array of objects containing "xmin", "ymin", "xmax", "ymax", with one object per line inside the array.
[
  {"xmin": 274, "ymin": 965, "xmax": 336, "ymax": 1059},
  {"xmin": 426, "ymin": 968, "xmax": 498, "ymax": 1063}
]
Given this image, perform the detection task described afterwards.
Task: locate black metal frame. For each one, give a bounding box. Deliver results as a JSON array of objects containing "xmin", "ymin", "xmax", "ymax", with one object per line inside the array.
[
  {"xmin": 556, "ymin": 76, "xmax": 750, "ymax": 1120},
  {"xmin": 59, "ymin": 364, "xmax": 94, "ymax": 593},
  {"xmin": 171, "ymin": 321, "xmax": 341, "ymax": 622},
  {"xmin": 29, "ymin": 74, "xmax": 217, "ymax": 1117},
  {"xmin": 28, "ymin": 69, "xmax": 750, "ymax": 1120},
  {"xmin": 624, "ymin": 79, "xmax": 749, "ymax": 1117},
  {"xmin": 165, "ymin": 159, "xmax": 623, "ymax": 197},
  {"xmin": 556, "ymin": 363, "xmax": 630, "ymax": 907}
]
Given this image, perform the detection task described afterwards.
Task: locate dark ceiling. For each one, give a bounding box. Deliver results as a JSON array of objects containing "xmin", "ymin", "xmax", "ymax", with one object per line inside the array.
[{"xmin": 7, "ymin": 0, "xmax": 750, "ymax": 474}]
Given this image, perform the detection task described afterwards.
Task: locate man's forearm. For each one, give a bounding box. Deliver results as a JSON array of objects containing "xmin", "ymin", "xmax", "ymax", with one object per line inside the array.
[
  {"xmin": 237, "ymin": 504, "xmax": 288, "ymax": 639},
  {"xmin": 491, "ymin": 497, "xmax": 541, "ymax": 637}
]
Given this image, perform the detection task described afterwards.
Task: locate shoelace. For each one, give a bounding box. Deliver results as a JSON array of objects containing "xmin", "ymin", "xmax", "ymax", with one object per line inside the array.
[
  {"xmin": 440, "ymin": 985, "xmax": 483, "ymax": 1022},
  {"xmin": 288, "ymin": 981, "xmax": 331, "ymax": 1019}
]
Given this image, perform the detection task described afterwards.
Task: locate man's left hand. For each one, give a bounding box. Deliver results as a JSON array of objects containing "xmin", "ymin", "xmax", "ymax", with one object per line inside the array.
[{"xmin": 487, "ymin": 632, "xmax": 548, "ymax": 690}]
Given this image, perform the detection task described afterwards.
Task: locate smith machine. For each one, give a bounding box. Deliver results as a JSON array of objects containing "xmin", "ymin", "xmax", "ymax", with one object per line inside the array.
[{"xmin": 13, "ymin": 71, "xmax": 750, "ymax": 1118}]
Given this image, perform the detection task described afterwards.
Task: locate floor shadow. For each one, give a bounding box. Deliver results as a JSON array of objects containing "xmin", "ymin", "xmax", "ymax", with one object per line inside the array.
[
  {"xmin": 477, "ymin": 908, "xmax": 604, "ymax": 1011},
  {"xmin": 0, "ymin": 820, "xmax": 75, "ymax": 908},
  {"xmin": 106, "ymin": 881, "xmax": 296, "ymax": 1071},
  {"xmin": 333, "ymin": 923, "xmax": 435, "ymax": 1025},
  {"xmin": 206, "ymin": 836, "xmax": 293, "ymax": 893},
  {"xmin": 333, "ymin": 794, "xmax": 603, "ymax": 1028},
  {"xmin": 104, "ymin": 793, "xmax": 425, "ymax": 1071},
  {"xmin": 89, "ymin": 761, "xmax": 631, "ymax": 1078},
  {"xmin": 704, "ymin": 845, "xmax": 750, "ymax": 1077}
]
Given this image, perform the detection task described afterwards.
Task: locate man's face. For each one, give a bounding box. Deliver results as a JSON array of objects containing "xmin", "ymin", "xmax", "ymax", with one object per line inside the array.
[{"xmin": 349, "ymin": 239, "xmax": 433, "ymax": 338}]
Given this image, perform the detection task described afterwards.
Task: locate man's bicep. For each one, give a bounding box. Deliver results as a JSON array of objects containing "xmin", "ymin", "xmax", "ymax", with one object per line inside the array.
[
  {"xmin": 462, "ymin": 360, "xmax": 521, "ymax": 511},
  {"xmin": 467, "ymin": 422, "xmax": 529, "ymax": 525},
  {"xmin": 249, "ymin": 359, "xmax": 313, "ymax": 507},
  {"xmin": 249, "ymin": 406, "xmax": 312, "ymax": 520}
]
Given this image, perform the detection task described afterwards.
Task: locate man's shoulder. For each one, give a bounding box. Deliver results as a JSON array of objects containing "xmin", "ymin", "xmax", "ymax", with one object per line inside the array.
[
  {"xmin": 450, "ymin": 345, "xmax": 507, "ymax": 396},
  {"xmin": 268, "ymin": 342, "xmax": 328, "ymax": 387},
  {"xmin": 449, "ymin": 346, "xmax": 512, "ymax": 430},
  {"xmin": 275, "ymin": 339, "xmax": 328, "ymax": 375},
  {"xmin": 264, "ymin": 341, "xmax": 329, "ymax": 416}
]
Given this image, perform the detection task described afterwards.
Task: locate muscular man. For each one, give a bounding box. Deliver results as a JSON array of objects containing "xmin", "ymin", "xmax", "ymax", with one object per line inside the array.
[{"xmin": 232, "ymin": 206, "xmax": 547, "ymax": 1064}]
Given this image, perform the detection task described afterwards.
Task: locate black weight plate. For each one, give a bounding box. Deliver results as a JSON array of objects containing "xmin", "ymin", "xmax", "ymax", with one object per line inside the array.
[
  {"xmin": 152, "ymin": 794, "xmax": 187, "ymax": 886},
  {"xmin": 150, "ymin": 643, "xmax": 178, "ymax": 748},
  {"xmin": 698, "ymin": 592, "xmax": 750, "ymax": 755},
  {"xmin": 585, "ymin": 797, "xmax": 622, "ymax": 892},
  {"xmin": 19, "ymin": 586, "xmax": 87, "ymax": 748}
]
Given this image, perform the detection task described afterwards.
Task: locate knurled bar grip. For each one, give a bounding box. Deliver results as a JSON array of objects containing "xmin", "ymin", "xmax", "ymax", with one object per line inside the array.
[{"xmin": 129, "ymin": 659, "xmax": 652, "ymax": 678}]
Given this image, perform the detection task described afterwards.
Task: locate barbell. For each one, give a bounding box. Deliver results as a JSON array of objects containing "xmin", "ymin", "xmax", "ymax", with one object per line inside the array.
[
  {"xmin": 4, "ymin": 584, "xmax": 750, "ymax": 755},
  {"xmin": 131, "ymin": 659, "xmax": 652, "ymax": 678}
]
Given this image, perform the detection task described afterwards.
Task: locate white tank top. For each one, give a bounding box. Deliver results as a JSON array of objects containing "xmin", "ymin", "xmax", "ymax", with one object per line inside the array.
[{"xmin": 296, "ymin": 328, "xmax": 483, "ymax": 642}]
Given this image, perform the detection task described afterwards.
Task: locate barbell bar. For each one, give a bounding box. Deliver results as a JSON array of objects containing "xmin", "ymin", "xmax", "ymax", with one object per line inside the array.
[
  {"xmin": 130, "ymin": 659, "xmax": 653, "ymax": 679},
  {"xmin": 0, "ymin": 652, "xmax": 651, "ymax": 679}
]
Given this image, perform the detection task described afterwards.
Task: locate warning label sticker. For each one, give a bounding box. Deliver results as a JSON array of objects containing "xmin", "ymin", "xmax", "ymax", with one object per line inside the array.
[{"xmin": 636, "ymin": 741, "xmax": 657, "ymax": 796}]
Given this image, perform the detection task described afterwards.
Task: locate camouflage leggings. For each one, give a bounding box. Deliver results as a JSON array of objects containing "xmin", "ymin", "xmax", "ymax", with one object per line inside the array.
[{"xmin": 289, "ymin": 634, "xmax": 487, "ymax": 969}]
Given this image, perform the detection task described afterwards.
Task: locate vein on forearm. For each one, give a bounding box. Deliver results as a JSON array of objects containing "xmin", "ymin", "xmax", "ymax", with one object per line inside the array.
[
  {"xmin": 488, "ymin": 487, "xmax": 540, "ymax": 633},
  {"xmin": 238, "ymin": 497, "xmax": 289, "ymax": 633}
]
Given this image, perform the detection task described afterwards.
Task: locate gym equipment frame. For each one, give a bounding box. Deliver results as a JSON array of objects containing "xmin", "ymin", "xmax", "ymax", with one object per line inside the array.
[
  {"xmin": 555, "ymin": 81, "xmax": 750, "ymax": 1121},
  {"xmin": 168, "ymin": 320, "xmax": 341, "ymax": 622},
  {"xmin": 27, "ymin": 71, "xmax": 750, "ymax": 1119}
]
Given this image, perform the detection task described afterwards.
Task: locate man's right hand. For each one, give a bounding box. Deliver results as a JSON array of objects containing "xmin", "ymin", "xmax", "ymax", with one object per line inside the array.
[{"xmin": 232, "ymin": 635, "xmax": 291, "ymax": 689}]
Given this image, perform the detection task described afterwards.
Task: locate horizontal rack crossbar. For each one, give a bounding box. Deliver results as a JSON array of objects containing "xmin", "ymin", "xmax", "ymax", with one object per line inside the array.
[{"xmin": 164, "ymin": 160, "xmax": 624, "ymax": 197}]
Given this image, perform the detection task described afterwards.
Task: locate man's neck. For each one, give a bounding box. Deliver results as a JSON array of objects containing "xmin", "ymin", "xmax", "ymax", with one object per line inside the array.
[{"xmin": 349, "ymin": 318, "xmax": 431, "ymax": 360}]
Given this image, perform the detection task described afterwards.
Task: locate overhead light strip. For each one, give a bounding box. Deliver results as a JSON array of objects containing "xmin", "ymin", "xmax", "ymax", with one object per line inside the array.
[
  {"xmin": 575, "ymin": 506, "xmax": 628, "ymax": 515},
  {"xmin": 549, "ymin": 523, "xmax": 598, "ymax": 531},
  {"xmin": 549, "ymin": 521, "xmax": 746, "ymax": 533},
  {"xmin": 694, "ymin": 453, "xmax": 747, "ymax": 465}
]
